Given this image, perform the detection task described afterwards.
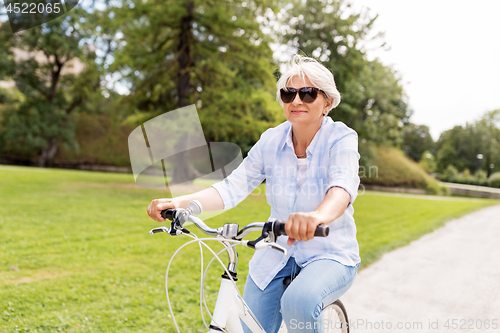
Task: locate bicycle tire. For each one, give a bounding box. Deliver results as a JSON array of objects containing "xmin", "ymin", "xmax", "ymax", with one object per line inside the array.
[{"xmin": 278, "ymin": 299, "xmax": 349, "ymax": 333}]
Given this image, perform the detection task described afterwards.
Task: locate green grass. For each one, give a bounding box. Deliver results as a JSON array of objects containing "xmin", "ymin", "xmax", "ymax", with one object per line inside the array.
[{"xmin": 1, "ymin": 166, "xmax": 498, "ymax": 332}]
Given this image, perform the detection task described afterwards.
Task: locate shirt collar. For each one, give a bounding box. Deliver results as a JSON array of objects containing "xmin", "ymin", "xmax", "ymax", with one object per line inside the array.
[
  {"xmin": 281, "ymin": 117, "xmax": 329, "ymax": 154},
  {"xmin": 283, "ymin": 124, "xmax": 294, "ymax": 150}
]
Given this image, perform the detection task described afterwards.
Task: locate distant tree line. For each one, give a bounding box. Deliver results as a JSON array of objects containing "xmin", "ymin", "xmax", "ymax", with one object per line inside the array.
[{"xmin": 402, "ymin": 109, "xmax": 500, "ymax": 185}]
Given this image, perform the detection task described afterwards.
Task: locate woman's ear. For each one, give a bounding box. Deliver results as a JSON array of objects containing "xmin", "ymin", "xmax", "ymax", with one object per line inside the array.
[{"xmin": 324, "ymin": 97, "xmax": 334, "ymax": 114}]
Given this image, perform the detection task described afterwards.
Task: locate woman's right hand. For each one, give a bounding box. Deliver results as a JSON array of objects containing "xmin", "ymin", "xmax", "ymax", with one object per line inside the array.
[
  {"xmin": 147, "ymin": 198, "xmax": 182, "ymax": 222},
  {"xmin": 147, "ymin": 187, "xmax": 224, "ymax": 222}
]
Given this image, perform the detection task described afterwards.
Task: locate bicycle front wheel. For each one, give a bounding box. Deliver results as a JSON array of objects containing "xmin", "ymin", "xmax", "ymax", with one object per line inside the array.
[{"xmin": 278, "ymin": 299, "xmax": 349, "ymax": 333}]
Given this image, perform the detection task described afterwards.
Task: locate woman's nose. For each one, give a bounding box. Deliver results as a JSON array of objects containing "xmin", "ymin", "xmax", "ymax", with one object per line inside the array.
[{"xmin": 291, "ymin": 93, "xmax": 302, "ymax": 105}]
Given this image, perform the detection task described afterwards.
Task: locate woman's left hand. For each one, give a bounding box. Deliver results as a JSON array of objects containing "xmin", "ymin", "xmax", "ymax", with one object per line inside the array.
[{"xmin": 284, "ymin": 211, "xmax": 328, "ymax": 246}]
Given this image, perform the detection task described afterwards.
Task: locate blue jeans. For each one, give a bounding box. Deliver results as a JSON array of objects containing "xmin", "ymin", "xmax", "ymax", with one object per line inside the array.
[{"xmin": 242, "ymin": 257, "xmax": 358, "ymax": 333}]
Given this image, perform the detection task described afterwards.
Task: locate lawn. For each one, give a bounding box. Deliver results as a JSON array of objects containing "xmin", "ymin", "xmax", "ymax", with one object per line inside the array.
[{"xmin": 1, "ymin": 166, "xmax": 498, "ymax": 332}]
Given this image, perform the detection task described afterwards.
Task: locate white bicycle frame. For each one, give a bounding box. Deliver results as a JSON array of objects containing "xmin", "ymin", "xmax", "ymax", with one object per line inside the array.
[
  {"xmin": 199, "ymin": 219, "xmax": 275, "ymax": 333},
  {"xmin": 208, "ymin": 277, "xmax": 265, "ymax": 333}
]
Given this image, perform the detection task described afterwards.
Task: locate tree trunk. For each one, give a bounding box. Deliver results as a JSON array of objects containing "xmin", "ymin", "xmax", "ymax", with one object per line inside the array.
[
  {"xmin": 37, "ymin": 139, "xmax": 58, "ymax": 167},
  {"xmin": 486, "ymin": 155, "xmax": 492, "ymax": 178},
  {"xmin": 171, "ymin": 134, "xmax": 201, "ymax": 184},
  {"xmin": 171, "ymin": 0, "xmax": 198, "ymax": 184},
  {"xmin": 177, "ymin": 1, "xmax": 194, "ymax": 108}
]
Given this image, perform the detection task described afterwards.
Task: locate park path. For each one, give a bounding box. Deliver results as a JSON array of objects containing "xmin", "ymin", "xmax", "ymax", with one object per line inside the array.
[{"xmin": 341, "ymin": 204, "xmax": 500, "ymax": 333}]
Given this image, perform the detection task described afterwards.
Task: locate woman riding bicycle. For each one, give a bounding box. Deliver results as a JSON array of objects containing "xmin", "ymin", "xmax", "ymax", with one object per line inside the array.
[{"xmin": 147, "ymin": 55, "xmax": 360, "ymax": 333}]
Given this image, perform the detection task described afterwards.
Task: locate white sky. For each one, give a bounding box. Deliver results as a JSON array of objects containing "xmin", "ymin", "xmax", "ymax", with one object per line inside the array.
[{"xmin": 349, "ymin": 0, "xmax": 500, "ymax": 140}]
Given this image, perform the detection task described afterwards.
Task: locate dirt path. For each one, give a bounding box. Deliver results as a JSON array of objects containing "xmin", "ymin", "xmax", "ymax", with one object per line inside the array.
[{"xmin": 341, "ymin": 204, "xmax": 500, "ymax": 333}]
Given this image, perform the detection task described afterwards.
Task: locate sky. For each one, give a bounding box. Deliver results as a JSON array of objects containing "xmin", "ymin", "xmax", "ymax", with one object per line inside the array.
[{"xmin": 349, "ymin": 0, "xmax": 500, "ymax": 140}]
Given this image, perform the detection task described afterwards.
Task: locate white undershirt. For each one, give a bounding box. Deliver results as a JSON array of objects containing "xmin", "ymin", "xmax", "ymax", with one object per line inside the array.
[{"xmin": 296, "ymin": 158, "xmax": 308, "ymax": 194}]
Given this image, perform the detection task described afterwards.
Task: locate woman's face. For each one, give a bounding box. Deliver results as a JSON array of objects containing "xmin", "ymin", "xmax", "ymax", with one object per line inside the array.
[{"xmin": 282, "ymin": 75, "xmax": 332, "ymax": 128}]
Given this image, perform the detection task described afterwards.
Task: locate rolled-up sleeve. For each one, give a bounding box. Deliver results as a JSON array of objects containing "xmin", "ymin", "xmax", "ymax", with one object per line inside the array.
[
  {"xmin": 211, "ymin": 138, "xmax": 266, "ymax": 210},
  {"xmin": 326, "ymin": 130, "xmax": 360, "ymax": 206}
]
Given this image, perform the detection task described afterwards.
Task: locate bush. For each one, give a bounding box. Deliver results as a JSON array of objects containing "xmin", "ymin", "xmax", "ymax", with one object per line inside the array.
[
  {"xmin": 55, "ymin": 113, "xmax": 133, "ymax": 167},
  {"xmin": 360, "ymin": 146, "xmax": 443, "ymax": 195},
  {"xmin": 475, "ymin": 170, "xmax": 488, "ymax": 185},
  {"xmin": 440, "ymin": 165, "xmax": 459, "ymax": 183},
  {"xmin": 489, "ymin": 172, "xmax": 500, "ymax": 188},
  {"xmin": 437, "ymin": 166, "xmax": 493, "ymax": 187},
  {"xmin": 418, "ymin": 150, "xmax": 437, "ymax": 173}
]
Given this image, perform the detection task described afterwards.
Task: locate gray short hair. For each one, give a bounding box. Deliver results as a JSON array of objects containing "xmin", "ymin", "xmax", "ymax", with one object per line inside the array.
[{"xmin": 276, "ymin": 55, "xmax": 341, "ymax": 112}]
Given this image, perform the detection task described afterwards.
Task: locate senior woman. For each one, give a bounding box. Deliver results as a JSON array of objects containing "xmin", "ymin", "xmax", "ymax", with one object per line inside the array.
[{"xmin": 147, "ymin": 55, "xmax": 361, "ymax": 332}]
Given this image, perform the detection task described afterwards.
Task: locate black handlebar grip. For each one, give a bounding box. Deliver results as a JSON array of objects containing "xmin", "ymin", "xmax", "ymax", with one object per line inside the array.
[
  {"xmin": 273, "ymin": 220, "xmax": 287, "ymax": 236},
  {"xmin": 314, "ymin": 224, "xmax": 329, "ymax": 237},
  {"xmin": 161, "ymin": 209, "xmax": 176, "ymax": 221},
  {"xmin": 273, "ymin": 219, "xmax": 329, "ymax": 237}
]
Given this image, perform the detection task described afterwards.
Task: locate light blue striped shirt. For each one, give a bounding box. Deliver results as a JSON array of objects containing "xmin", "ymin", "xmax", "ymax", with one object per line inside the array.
[{"xmin": 212, "ymin": 116, "xmax": 361, "ymax": 290}]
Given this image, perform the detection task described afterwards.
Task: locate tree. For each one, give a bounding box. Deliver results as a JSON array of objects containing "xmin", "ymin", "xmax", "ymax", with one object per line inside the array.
[
  {"xmin": 475, "ymin": 109, "xmax": 500, "ymax": 177},
  {"xmin": 99, "ymin": 0, "xmax": 283, "ymax": 158},
  {"xmin": 278, "ymin": 0, "xmax": 411, "ymax": 147},
  {"xmin": 0, "ymin": 22, "xmax": 15, "ymax": 80},
  {"xmin": 402, "ymin": 123, "xmax": 434, "ymax": 162},
  {"xmin": 0, "ymin": 9, "xmax": 103, "ymax": 166},
  {"xmin": 435, "ymin": 110, "xmax": 500, "ymax": 176},
  {"xmin": 418, "ymin": 150, "xmax": 436, "ymax": 174},
  {"xmin": 436, "ymin": 125, "xmax": 476, "ymax": 173}
]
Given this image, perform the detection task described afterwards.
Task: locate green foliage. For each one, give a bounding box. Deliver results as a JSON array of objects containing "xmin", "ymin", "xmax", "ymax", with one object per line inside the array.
[
  {"xmin": 358, "ymin": 139, "xmax": 378, "ymax": 169},
  {"xmin": 101, "ymin": 0, "xmax": 283, "ymax": 155},
  {"xmin": 55, "ymin": 113, "xmax": 133, "ymax": 167},
  {"xmin": 441, "ymin": 165, "xmax": 459, "ymax": 182},
  {"xmin": 360, "ymin": 146, "xmax": 443, "ymax": 194},
  {"xmin": 0, "ymin": 24, "xmax": 15, "ymax": 80},
  {"xmin": 356, "ymin": 60, "xmax": 410, "ymax": 146},
  {"xmin": 3, "ymin": 0, "xmax": 415, "ymax": 166},
  {"xmin": 2, "ymin": 98, "xmax": 78, "ymax": 155},
  {"xmin": 0, "ymin": 86, "xmax": 25, "ymax": 115},
  {"xmin": 418, "ymin": 150, "xmax": 437, "ymax": 174},
  {"xmin": 476, "ymin": 170, "xmax": 488, "ymax": 184},
  {"xmin": 435, "ymin": 110, "xmax": 500, "ymax": 176},
  {"xmin": 435, "ymin": 125, "xmax": 479, "ymax": 173},
  {"xmin": 402, "ymin": 123, "xmax": 435, "ymax": 161},
  {"xmin": 0, "ymin": 166, "xmax": 497, "ymax": 331},
  {"xmin": 439, "ymin": 167, "xmax": 494, "ymax": 187},
  {"xmin": 279, "ymin": 0, "xmax": 411, "ymax": 146},
  {"xmin": 0, "ymin": 9, "xmax": 103, "ymax": 165},
  {"xmin": 489, "ymin": 172, "xmax": 500, "ymax": 188}
]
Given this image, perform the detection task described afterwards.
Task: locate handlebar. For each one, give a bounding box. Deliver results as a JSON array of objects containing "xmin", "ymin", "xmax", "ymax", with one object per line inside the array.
[
  {"xmin": 149, "ymin": 201, "xmax": 331, "ymax": 258},
  {"xmin": 156, "ymin": 206, "xmax": 329, "ymax": 240}
]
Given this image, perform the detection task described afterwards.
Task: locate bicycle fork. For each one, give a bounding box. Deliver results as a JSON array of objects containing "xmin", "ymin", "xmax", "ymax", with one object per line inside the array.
[{"xmin": 208, "ymin": 241, "xmax": 265, "ymax": 333}]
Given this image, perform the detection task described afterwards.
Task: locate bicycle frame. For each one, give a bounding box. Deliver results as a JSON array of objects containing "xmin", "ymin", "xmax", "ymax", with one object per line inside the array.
[
  {"xmin": 209, "ymin": 274, "xmax": 265, "ymax": 333},
  {"xmin": 208, "ymin": 228, "xmax": 266, "ymax": 332}
]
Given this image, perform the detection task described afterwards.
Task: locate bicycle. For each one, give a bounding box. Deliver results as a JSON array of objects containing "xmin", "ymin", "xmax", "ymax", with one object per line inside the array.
[{"xmin": 149, "ymin": 200, "xmax": 350, "ymax": 333}]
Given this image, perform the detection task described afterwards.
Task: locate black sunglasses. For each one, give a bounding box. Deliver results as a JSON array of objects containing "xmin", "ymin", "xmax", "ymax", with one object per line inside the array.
[{"xmin": 280, "ymin": 87, "xmax": 326, "ymax": 104}]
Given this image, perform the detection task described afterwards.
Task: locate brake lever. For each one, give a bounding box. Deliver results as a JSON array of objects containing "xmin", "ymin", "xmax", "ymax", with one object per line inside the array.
[
  {"xmin": 149, "ymin": 225, "xmax": 191, "ymax": 236},
  {"xmin": 247, "ymin": 239, "xmax": 288, "ymax": 257},
  {"xmin": 270, "ymin": 243, "xmax": 288, "ymax": 256},
  {"xmin": 149, "ymin": 226, "xmax": 170, "ymax": 235}
]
